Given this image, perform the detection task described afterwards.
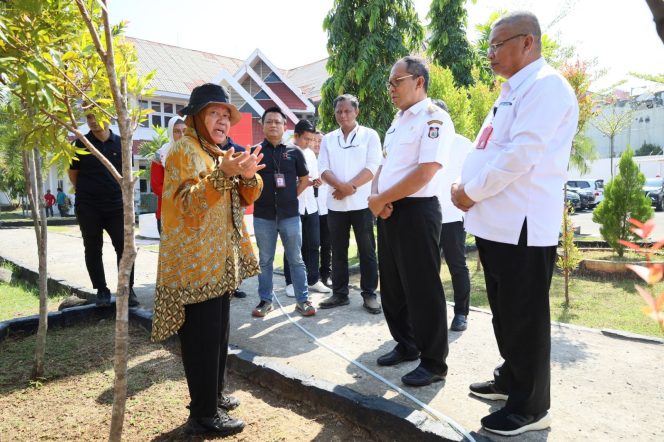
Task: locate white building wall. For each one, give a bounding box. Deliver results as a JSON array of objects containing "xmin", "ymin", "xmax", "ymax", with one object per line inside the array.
[{"xmin": 585, "ymin": 91, "xmax": 664, "ymax": 158}]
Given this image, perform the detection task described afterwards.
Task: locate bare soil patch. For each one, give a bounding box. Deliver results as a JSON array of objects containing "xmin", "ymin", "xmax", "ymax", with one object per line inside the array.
[{"xmin": 0, "ymin": 320, "xmax": 378, "ymax": 441}]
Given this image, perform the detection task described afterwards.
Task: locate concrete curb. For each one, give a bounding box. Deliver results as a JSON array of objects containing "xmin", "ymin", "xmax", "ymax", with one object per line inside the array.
[
  {"xmin": 0, "ymin": 260, "xmax": 468, "ymax": 441},
  {"xmin": 0, "ymin": 218, "xmax": 78, "ymax": 228},
  {"xmin": 227, "ymin": 346, "xmax": 464, "ymax": 441}
]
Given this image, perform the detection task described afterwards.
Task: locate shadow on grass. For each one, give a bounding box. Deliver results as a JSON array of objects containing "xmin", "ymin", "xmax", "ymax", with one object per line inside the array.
[{"xmin": 0, "ymin": 320, "xmax": 179, "ymax": 398}]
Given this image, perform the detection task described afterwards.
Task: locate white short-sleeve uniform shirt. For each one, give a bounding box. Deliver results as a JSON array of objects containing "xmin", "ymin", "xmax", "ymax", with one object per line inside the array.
[{"xmin": 378, "ymin": 98, "xmax": 455, "ymax": 197}]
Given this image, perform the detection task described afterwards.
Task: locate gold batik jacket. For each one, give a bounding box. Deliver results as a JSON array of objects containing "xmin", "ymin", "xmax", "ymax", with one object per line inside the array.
[{"xmin": 151, "ymin": 129, "xmax": 262, "ymax": 341}]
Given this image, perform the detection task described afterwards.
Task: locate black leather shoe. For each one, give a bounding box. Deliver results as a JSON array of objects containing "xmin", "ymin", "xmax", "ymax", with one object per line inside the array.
[
  {"xmin": 319, "ymin": 294, "xmax": 350, "ymax": 309},
  {"xmin": 233, "ymin": 289, "xmax": 247, "ymax": 299},
  {"xmin": 377, "ymin": 348, "xmax": 420, "ymax": 366},
  {"xmin": 401, "ymin": 365, "xmax": 446, "ymax": 387},
  {"xmin": 96, "ymin": 287, "xmax": 111, "ymax": 307},
  {"xmin": 184, "ymin": 411, "xmax": 245, "ymax": 436},
  {"xmin": 128, "ymin": 289, "xmax": 140, "ymax": 308},
  {"xmin": 450, "ymin": 314, "xmax": 467, "ymax": 332},
  {"xmin": 218, "ymin": 394, "xmax": 240, "ymax": 411}
]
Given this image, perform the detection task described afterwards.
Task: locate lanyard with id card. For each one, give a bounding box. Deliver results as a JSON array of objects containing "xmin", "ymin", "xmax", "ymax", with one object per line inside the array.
[{"xmin": 274, "ymin": 145, "xmax": 287, "ymax": 188}]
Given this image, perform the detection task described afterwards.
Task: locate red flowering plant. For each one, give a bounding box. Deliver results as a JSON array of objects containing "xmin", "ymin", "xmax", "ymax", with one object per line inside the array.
[{"xmin": 619, "ymin": 218, "xmax": 664, "ymax": 333}]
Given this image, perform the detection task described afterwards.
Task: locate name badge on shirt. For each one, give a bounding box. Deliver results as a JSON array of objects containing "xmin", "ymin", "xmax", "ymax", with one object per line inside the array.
[
  {"xmin": 476, "ymin": 125, "xmax": 493, "ymax": 149},
  {"xmin": 274, "ymin": 173, "xmax": 286, "ymax": 188}
]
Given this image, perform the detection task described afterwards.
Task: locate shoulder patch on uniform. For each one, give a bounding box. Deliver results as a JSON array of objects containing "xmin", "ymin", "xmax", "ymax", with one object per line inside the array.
[
  {"xmin": 427, "ymin": 119, "xmax": 443, "ymax": 126},
  {"xmin": 428, "ymin": 126, "xmax": 440, "ymax": 139}
]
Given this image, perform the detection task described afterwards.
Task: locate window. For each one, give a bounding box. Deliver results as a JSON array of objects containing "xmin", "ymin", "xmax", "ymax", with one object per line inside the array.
[
  {"xmin": 139, "ymin": 165, "xmax": 148, "ymax": 192},
  {"xmin": 139, "ymin": 99, "xmax": 186, "ymax": 128}
]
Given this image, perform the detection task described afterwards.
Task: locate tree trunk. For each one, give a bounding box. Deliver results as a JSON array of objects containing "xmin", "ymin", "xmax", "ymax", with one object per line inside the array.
[
  {"xmin": 22, "ymin": 147, "xmax": 49, "ymax": 379},
  {"xmin": 610, "ymin": 136, "xmax": 615, "ymax": 179},
  {"xmin": 563, "ymin": 183, "xmax": 570, "ymax": 306},
  {"xmin": 108, "ymin": 60, "xmax": 138, "ymax": 442}
]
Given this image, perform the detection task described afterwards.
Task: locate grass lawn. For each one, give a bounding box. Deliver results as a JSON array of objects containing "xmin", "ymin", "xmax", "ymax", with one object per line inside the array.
[
  {"xmin": 440, "ymin": 251, "xmax": 664, "ymax": 337},
  {"xmin": 0, "ymin": 320, "xmax": 377, "ymax": 441},
  {"xmin": 579, "ymin": 248, "xmax": 664, "ymax": 261},
  {"xmin": 0, "ymin": 266, "xmax": 68, "ymax": 321}
]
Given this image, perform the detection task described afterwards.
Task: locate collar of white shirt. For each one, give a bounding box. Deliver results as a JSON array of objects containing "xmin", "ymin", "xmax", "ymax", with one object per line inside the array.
[
  {"xmin": 335, "ymin": 122, "xmax": 360, "ymax": 143},
  {"xmin": 398, "ymin": 97, "xmax": 430, "ymax": 118},
  {"xmin": 502, "ymin": 57, "xmax": 545, "ymax": 96}
]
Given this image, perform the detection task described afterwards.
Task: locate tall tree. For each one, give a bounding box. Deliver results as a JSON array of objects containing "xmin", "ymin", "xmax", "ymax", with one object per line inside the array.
[
  {"xmin": 645, "ymin": 0, "xmax": 664, "ymax": 44},
  {"xmin": 319, "ymin": 0, "xmax": 424, "ymax": 136},
  {"xmin": 562, "ymin": 60, "xmax": 598, "ymax": 175},
  {"xmin": 0, "ymin": 1, "xmax": 153, "ymax": 439},
  {"xmin": 426, "ymin": 0, "xmax": 475, "ymax": 87},
  {"xmin": 593, "ymin": 147, "xmax": 653, "ymax": 257},
  {"xmin": 592, "ymin": 104, "xmax": 635, "ymax": 178},
  {"xmin": 428, "ymin": 64, "xmax": 499, "ymax": 140}
]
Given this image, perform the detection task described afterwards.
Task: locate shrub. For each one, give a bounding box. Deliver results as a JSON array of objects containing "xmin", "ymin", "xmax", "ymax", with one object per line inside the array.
[{"xmin": 593, "ymin": 147, "xmax": 653, "ymax": 256}]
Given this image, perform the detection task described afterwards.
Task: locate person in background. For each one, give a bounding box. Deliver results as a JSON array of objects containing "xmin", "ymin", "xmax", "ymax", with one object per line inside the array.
[
  {"xmin": 283, "ymin": 120, "xmax": 331, "ymax": 296},
  {"xmin": 151, "ymin": 83, "xmax": 264, "ymax": 436},
  {"xmin": 251, "ymin": 106, "xmax": 316, "ymax": 318},
  {"xmin": 452, "ymin": 11, "xmax": 579, "ymax": 436},
  {"xmin": 312, "ymin": 130, "xmax": 332, "ymax": 286},
  {"xmin": 151, "ymin": 117, "xmax": 186, "ymax": 234},
  {"xmin": 44, "ymin": 189, "xmax": 55, "ymax": 217},
  {"xmin": 318, "ymin": 94, "xmax": 382, "ymax": 314},
  {"xmin": 69, "ymin": 112, "xmax": 139, "ymax": 308},
  {"xmin": 56, "ymin": 187, "xmax": 68, "ymax": 217},
  {"xmin": 432, "ymin": 99, "xmax": 472, "ymax": 333}
]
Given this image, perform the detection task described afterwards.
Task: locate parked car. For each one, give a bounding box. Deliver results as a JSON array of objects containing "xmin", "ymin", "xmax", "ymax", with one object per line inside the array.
[
  {"xmin": 643, "ymin": 177, "xmax": 664, "ymax": 211},
  {"xmin": 566, "ymin": 187, "xmax": 594, "ymax": 210},
  {"xmin": 567, "ymin": 179, "xmax": 604, "ymax": 207},
  {"xmin": 565, "ymin": 190, "xmax": 581, "ymax": 211}
]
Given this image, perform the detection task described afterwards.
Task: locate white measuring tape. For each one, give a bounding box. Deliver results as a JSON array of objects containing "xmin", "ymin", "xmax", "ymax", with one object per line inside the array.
[{"xmin": 272, "ymin": 293, "xmax": 476, "ymax": 442}]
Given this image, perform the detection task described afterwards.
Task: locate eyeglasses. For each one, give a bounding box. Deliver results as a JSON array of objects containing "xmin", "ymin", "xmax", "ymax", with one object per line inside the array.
[
  {"xmin": 386, "ymin": 74, "xmax": 414, "ymax": 89},
  {"xmin": 487, "ymin": 34, "xmax": 527, "ymax": 54}
]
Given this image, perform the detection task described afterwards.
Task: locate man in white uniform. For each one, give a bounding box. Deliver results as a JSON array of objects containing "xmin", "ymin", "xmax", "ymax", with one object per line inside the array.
[
  {"xmin": 319, "ymin": 94, "xmax": 382, "ymax": 314},
  {"xmin": 369, "ymin": 56, "xmax": 454, "ymax": 387},
  {"xmin": 432, "ymin": 99, "xmax": 472, "ymax": 333},
  {"xmin": 452, "ymin": 11, "xmax": 579, "ymax": 436}
]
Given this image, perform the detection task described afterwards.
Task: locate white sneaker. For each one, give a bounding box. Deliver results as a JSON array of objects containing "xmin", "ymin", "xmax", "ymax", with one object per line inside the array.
[
  {"xmin": 308, "ymin": 281, "xmax": 331, "ymax": 293},
  {"xmin": 285, "ymin": 284, "xmax": 295, "ymax": 297}
]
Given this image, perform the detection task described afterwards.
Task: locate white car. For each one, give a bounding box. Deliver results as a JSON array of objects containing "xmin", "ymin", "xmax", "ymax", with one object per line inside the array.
[{"xmin": 567, "ymin": 179, "xmax": 605, "ymax": 207}]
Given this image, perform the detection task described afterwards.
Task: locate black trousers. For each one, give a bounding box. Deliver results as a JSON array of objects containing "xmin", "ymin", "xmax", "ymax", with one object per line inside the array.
[
  {"xmin": 327, "ymin": 208, "xmax": 378, "ymax": 297},
  {"xmin": 378, "ymin": 197, "xmax": 448, "ymax": 374},
  {"xmin": 440, "ymin": 221, "xmax": 470, "ymax": 316},
  {"xmin": 319, "ymin": 214, "xmax": 331, "ymax": 281},
  {"xmin": 475, "ymin": 221, "xmax": 555, "ymax": 415},
  {"xmin": 75, "ymin": 203, "xmax": 134, "ymax": 290},
  {"xmin": 178, "ymin": 295, "xmax": 231, "ymax": 418},
  {"xmin": 284, "ymin": 211, "xmax": 320, "ymax": 285}
]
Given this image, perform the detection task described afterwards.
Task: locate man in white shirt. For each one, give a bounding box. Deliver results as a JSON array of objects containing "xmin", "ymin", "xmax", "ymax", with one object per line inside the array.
[
  {"xmin": 452, "ymin": 11, "xmax": 579, "ymax": 436},
  {"xmin": 312, "ymin": 130, "xmax": 332, "ymax": 286},
  {"xmin": 433, "ymin": 99, "xmax": 472, "ymax": 333},
  {"xmin": 369, "ymin": 56, "xmax": 454, "ymax": 387},
  {"xmin": 318, "ymin": 94, "xmax": 382, "ymax": 314},
  {"xmin": 283, "ymin": 120, "xmax": 331, "ymax": 295}
]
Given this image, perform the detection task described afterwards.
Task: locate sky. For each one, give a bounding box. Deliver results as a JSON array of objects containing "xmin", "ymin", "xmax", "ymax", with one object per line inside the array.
[{"xmin": 108, "ymin": 0, "xmax": 664, "ymax": 91}]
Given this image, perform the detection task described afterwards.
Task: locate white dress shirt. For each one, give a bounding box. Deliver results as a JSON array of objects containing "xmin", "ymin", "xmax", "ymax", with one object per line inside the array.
[
  {"xmin": 438, "ymin": 134, "xmax": 472, "ymax": 223},
  {"xmin": 319, "ymin": 124, "xmax": 382, "ymax": 212},
  {"xmin": 297, "ymin": 145, "xmax": 319, "ymax": 215},
  {"xmin": 461, "ymin": 57, "xmax": 579, "ymax": 246},
  {"xmin": 378, "ymin": 98, "xmax": 455, "ymax": 197},
  {"xmin": 317, "ymin": 182, "xmax": 329, "ymax": 216}
]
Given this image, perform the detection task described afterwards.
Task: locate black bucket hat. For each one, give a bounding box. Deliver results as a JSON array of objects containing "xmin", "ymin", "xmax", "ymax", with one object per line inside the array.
[{"xmin": 179, "ymin": 83, "xmax": 242, "ymax": 126}]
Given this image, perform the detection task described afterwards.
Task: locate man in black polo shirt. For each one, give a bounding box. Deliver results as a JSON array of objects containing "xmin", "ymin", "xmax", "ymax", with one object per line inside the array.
[
  {"xmin": 251, "ymin": 106, "xmax": 316, "ymax": 318},
  {"xmin": 68, "ymin": 113, "xmax": 138, "ymax": 307}
]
